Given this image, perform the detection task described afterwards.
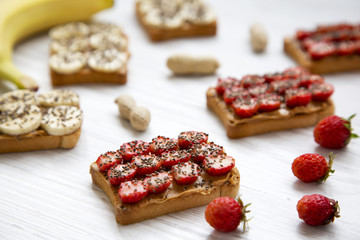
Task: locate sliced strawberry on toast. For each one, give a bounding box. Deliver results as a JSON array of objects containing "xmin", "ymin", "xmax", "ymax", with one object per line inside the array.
[
  {"xmin": 231, "ymin": 98, "xmax": 259, "ymax": 118},
  {"xmin": 118, "ymin": 140, "xmax": 150, "ymax": 162},
  {"xmin": 258, "ymin": 94, "xmax": 281, "ymax": 112},
  {"xmin": 118, "ymin": 180, "xmax": 149, "ymax": 204},
  {"xmin": 191, "ymin": 142, "xmax": 224, "ymax": 164},
  {"xmin": 241, "ymin": 75, "xmax": 265, "ymax": 88},
  {"xmin": 161, "ymin": 150, "xmax": 191, "ymax": 169},
  {"xmin": 171, "ymin": 162, "xmax": 201, "ymax": 185},
  {"xmin": 96, "ymin": 151, "xmax": 122, "ymax": 172},
  {"xmin": 308, "ymin": 41, "xmax": 336, "ymax": 60},
  {"xmin": 285, "ymin": 88, "xmax": 312, "ymax": 108},
  {"xmin": 223, "ymin": 87, "xmax": 250, "ymax": 104},
  {"xmin": 149, "ymin": 136, "xmax": 178, "ymax": 156},
  {"xmin": 310, "ymin": 82, "xmax": 334, "ymax": 102},
  {"xmin": 131, "ymin": 154, "xmax": 162, "ymax": 176},
  {"xmin": 107, "ymin": 163, "xmax": 137, "ymax": 186},
  {"xmin": 298, "ymin": 74, "xmax": 324, "ymax": 88},
  {"xmin": 203, "ymin": 155, "xmax": 235, "ymax": 176},
  {"xmin": 145, "ymin": 171, "xmax": 173, "ymax": 194},
  {"xmin": 178, "ymin": 131, "xmax": 209, "ymax": 149},
  {"xmin": 216, "ymin": 77, "xmax": 241, "ymax": 95}
]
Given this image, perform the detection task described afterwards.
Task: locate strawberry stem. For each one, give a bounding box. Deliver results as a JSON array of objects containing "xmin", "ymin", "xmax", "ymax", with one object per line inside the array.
[
  {"xmin": 320, "ymin": 152, "xmax": 335, "ymax": 182},
  {"xmin": 236, "ymin": 196, "xmax": 251, "ymax": 232},
  {"xmin": 343, "ymin": 114, "xmax": 358, "ymax": 146}
]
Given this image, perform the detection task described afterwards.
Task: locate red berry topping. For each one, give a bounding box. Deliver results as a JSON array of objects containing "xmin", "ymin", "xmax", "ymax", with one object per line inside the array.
[
  {"xmin": 314, "ymin": 115, "xmax": 358, "ymax": 149},
  {"xmin": 161, "ymin": 150, "xmax": 191, "ymax": 169},
  {"xmin": 118, "ymin": 180, "xmax": 149, "ymax": 204},
  {"xmin": 248, "ymin": 84, "xmax": 271, "ymax": 97},
  {"xmin": 171, "ymin": 161, "xmax": 200, "ymax": 185},
  {"xmin": 308, "ymin": 41, "xmax": 336, "ymax": 60},
  {"xmin": 241, "ymin": 75, "xmax": 265, "ymax": 88},
  {"xmin": 263, "ymin": 72, "xmax": 283, "ymax": 83},
  {"xmin": 205, "ymin": 196, "xmax": 250, "ymax": 232},
  {"xmin": 178, "ymin": 131, "xmax": 209, "ymax": 149},
  {"xmin": 145, "ymin": 171, "xmax": 173, "ymax": 194},
  {"xmin": 232, "ymin": 98, "xmax": 259, "ymax": 118},
  {"xmin": 298, "ymin": 74, "xmax": 324, "ymax": 88},
  {"xmin": 96, "ymin": 151, "xmax": 122, "ymax": 172},
  {"xmin": 107, "ymin": 163, "xmax": 137, "ymax": 186},
  {"xmin": 297, "ymin": 194, "xmax": 340, "ymax": 226},
  {"xmin": 131, "ymin": 154, "xmax": 162, "ymax": 176},
  {"xmin": 310, "ymin": 82, "xmax": 334, "ymax": 102},
  {"xmin": 203, "ymin": 154, "xmax": 235, "ymax": 176},
  {"xmin": 118, "ymin": 140, "xmax": 150, "ymax": 162},
  {"xmin": 270, "ymin": 79, "xmax": 299, "ymax": 95},
  {"xmin": 337, "ymin": 41, "xmax": 357, "ymax": 55},
  {"xmin": 191, "ymin": 142, "xmax": 224, "ymax": 164},
  {"xmin": 223, "ymin": 87, "xmax": 250, "ymax": 104},
  {"xmin": 149, "ymin": 136, "xmax": 178, "ymax": 156},
  {"xmin": 292, "ymin": 153, "xmax": 335, "ymax": 183},
  {"xmin": 283, "ymin": 66, "xmax": 309, "ymax": 79},
  {"xmin": 216, "ymin": 77, "xmax": 241, "ymax": 95},
  {"xmin": 285, "ymin": 88, "xmax": 311, "ymax": 108},
  {"xmin": 296, "ymin": 30, "xmax": 313, "ymax": 40},
  {"xmin": 258, "ymin": 94, "xmax": 281, "ymax": 112}
]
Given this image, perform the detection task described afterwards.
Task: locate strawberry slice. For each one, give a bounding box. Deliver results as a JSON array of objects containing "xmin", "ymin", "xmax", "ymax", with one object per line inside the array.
[
  {"xmin": 150, "ymin": 136, "xmax": 178, "ymax": 156},
  {"xmin": 223, "ymin": 87, "xmax": 250, "ymax": 104},
  {"xmin": 131, "ymin": 154, "xmax": 162, "ymax": 176},
  {"xmin": 171, "ymin": 162, "xmax": 201, "ymax": 185},
  {"xmin": 118, "ymin": 140, "xmax": 150, "ymax": 162},
  {"xmin": 337, "ymin": 41, "xmax": 357, "ymax": 55},
  {"xmin": 178, "ymin": 131, "xmax": 209, "ymax": 149},
  {"xmin": 285, "ymin": 88, "xmax": 312, "ymax": 108},
  {"xmin": 118, "ymin": 180, "xmax": 149, "ymax": 204},
  {"xmin": 203, "ymin": 155, "xmax": 235, "ymax": 176},
  {"xmin": 298, "ymin": 74, "xmax": 324, "ymax": 88},
  {"xmin": 96, "ymin": 151, "xmax": 122, "ymax": 172},
  {"xmin": 310, "ymin": 83, "xmax": 334, "ymax": 102},
  {"xmin": 248, "ymin": 84, "xmax": 272, "ymax": 97},
  {"xmin": 258, "ymin": 94, "xmax": 281, "ymax": 112},
  {"xmin": 263, "ymin": 72, "xmax": 283, "ymax": 83},
  {"xmin": 191, "ymin": 142, "xmax": 224, "ymax": 164},
  {"xmin": 296, "ymin": 30, "xmax": 313, "ymax": 40},
  {"xmin": 241, "ymin": 75, "xmax": 265, "ymax": 88},
  {"xmin": 301, "ymin": 38, "xmax": 317, "ymax": 51},
  {"xmin": 216, "ymin": 77, "xmax": 241, "ymax": 95},
  {"xmin": 161, "ymin": 150, "xmax": 191, "ymax": 169},
  {"xmin": 107, "ymin": 163, "xmax": 137, "ymax": 186},
  {"xmin": 283, "ymin": 66, "xmax": 309, "ymax": 79},
  {"xmin": 231, "ymin": 98, "xmax": 259, "ymax": 118},
  {"xmin": 145, "ymin": 171, "xmax": 173, "ymax": 194},
  {"xmin": 308, "ymin": 41, "xmax": 336, "ymax": 60},
  {"xmin": 270, "ymin": 79, "xmax": 299, "ymax": 95}
]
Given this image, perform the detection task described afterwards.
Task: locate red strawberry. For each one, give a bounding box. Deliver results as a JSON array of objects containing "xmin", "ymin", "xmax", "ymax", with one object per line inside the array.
[
  {"xmin": 296, "ymin": 30, "xmax": 313, "ymax": 40},
  {"xmin": 216, "ymin": 77, "xmax": 241, "ymax": 95},
  {"xmin": 258, "ymin": 94, "xmax": 281, "ymax": 112},
  {"xmin": 118, "ymin": 180, "xmax": 149, "ymax": 204},
  {"xmin": 178, "ymin": 131, "xmax": 209, "ymax": 149},
  {"xmin": 314, "ymin": 115, "xmax": 358, "ymax": 149},
  {"xmin": 118, "ymin": 140, "xmax": 150, "ymax": 162},
  {"xmin": 145, "ymin": 171, "xmax": 173, "ymax": 194},
  {"xmin": 203, "ymin": 154, "xmax": 235, "ymax": 176},
  {"xmin": 297, "ymin": 194, "xmax": 340, "ymax": 226},
  {"xmin": 292, "ymin": 153, "xmax": 335, "ymax": 183},
  {"xmin": 191, "ymin": 142, "xmax": 224, "ymax": 164},
  {"xmin": 131, "ymin": 154, "xmax": 162, "ymax": 176},
  {"xmin": 150, "ymin": 136, "xmax": 178, "ymax": 156},
  {"xmin": 309, "ymin": 82, "xmax": 334, "ymax": 102},
  {"xmin": 241, "ymin": 75, "xmax": 265, "ymax": 88},
  {"xmin": 205, "ymin": 196, "xmax": 250, "ymax": 232},
  {"xmin": 171, "ymin": 161, "xmax": 200, "ymax": 185},
  {"xmin": 283, "ymin": 66, "xmax": 309, "ymax": 79},
  {"xmin": 298, "ymin": 74, "xmax": 324, "ymax": 88},
  {"xmin": 223, "ymin": 87, "xmax": 250, "ymax": 104},
  {"xmin": 107, "ymin": 163, "xmax": 137, "ymax": 186},
  {"xmin": 337, "ymin": 41, "xmax": 357, "ymax": 55},
  {"xmin": 285, "ymin": 88, "xmax": 311, "ymax": 108},
  {"xmin": 308, "ymin": 41, "xmax": 336, "ymax": 60},
  {"xmin": 161, "ymin": 150, "xmax": 191, "ymax": 169},
  {"xmin": 232, "ymin": 98, "xmax": 259, "ymax": 118},
  {"xmin": 301, "ymin": 38, "xmax": 317, "ymax": 51},
  {"xmin": 96, "ymin": 151, "xmax": 122, "ymax": 172},
  {"xmin": 270, "ymin": 79, "xmax": 299, "ymax": 95},
  {"xmin": 248, "ymin": 84, "xmax": 271, "ymax": 97},
  {"xmin": 263, "ymin": 72, "xmax": 283, "ymax": 83}
]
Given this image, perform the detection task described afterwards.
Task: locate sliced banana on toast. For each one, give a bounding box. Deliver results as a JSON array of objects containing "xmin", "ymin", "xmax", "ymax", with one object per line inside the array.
[
  {"xmin": 0, "ymin": 90, "xmax": 36, "ymax": 110},
  {"xmin": 41, "ymin": 105, "xmax": 83, "ymax": 136},
  {"xmin": 49, "ymin": 51, "xmax": 87, "ymax": 74},
  {"xmin": 89, "ymin": 32, "xmax": 128, "ymax": 51},
  {"xmin": 0, "ymin": 103, "xmax": 42, "ymax": 135},
  {"xmin": 37, "ymin": 89, "xmax": 79, "ymax": 107},
  {"xmin": 88, "ymin": 48, "xmax": 128, "ymax": 73},
  {"xmin": 49, "ymin": 22, "xmax": 90, "ymax": 40}
]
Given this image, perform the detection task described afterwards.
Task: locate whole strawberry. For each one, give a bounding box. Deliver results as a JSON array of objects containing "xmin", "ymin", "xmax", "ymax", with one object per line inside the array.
[
  {"xmin": 292, "ymin": 153, "xmax": 335, "ymax": 183},
  {"xmin": 314, "ymin": 114, "xmax": 358, "ymax": 149},
  {"xmin": 297, "ymin": 194, "xmax": 340, "ymax": 226},
  {"xmin": 205, "ymin": 196, "xmax": 250, "ymax": 232}
]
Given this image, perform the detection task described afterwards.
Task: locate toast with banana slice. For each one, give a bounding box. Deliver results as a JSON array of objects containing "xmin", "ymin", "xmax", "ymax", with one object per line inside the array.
[
  {"xmin": 0, "ymin": 89, "xmax": 83, "ymax": 153},
  {"xmin": 49, "ymin": 22, "xmax": 129, "ymax": 86}
]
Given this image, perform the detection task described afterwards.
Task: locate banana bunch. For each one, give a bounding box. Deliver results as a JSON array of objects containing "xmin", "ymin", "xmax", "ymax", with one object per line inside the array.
[{"xmin": 0, "ymin": 0, "xmax": 113, "ymax": 91}]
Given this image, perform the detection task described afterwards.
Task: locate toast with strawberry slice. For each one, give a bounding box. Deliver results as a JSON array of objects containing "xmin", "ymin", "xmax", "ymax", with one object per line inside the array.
[
  {"xmin": 90, "ymin": 131, "xmax": 240, "ymax": 225},
  {"xmin": 206, "ymin": 67, "xmax": 335, "ymax": 138},
  {"xmin": 284, "ymin": 23, "xmax": 360, "ymax": 74}
]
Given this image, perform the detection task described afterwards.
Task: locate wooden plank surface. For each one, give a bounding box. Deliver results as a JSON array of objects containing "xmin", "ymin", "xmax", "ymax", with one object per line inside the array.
[{"xmin": 1, "ymin": 0, "xmax": 360, "ymax": 239}]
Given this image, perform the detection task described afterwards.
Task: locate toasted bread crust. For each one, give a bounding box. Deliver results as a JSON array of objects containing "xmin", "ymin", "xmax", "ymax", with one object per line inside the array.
[
  {"xmin": 284, "ymin": 37, "xmax": 360, "ymax": 74},
  {"xmin": 90, "ymin": 162, "xmax": 240, "ymax": 225},
  {"xmin": 206, "ymin": 88, "xmax": 335, "ymax": 138},
  {"xmin": 135, "ymin": 2, "xmax": 216, "ymax": 42},
  {"xmin": 0, "ymin": 128, "xmax": 81, "ymax": 153}
]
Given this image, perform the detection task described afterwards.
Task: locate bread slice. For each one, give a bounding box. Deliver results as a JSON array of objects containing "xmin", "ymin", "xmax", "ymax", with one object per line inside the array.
[
  {"xmin": 90, "ymin": 162, "xmax": 240, "ymax": 225},
  {"xmin": 135, "ymin": 1, "xmax": 216, "ymax": 42},
  {"xmin": 206, "ymin": 88, "xmax": 335, "ymax": 138},
  {"xmin": 0, "ymin": 128, "xmax": 81, "ymax": 153},
  {"xmin": 284, "ymin": 37, "xmax": 360, "ymax": 74}
]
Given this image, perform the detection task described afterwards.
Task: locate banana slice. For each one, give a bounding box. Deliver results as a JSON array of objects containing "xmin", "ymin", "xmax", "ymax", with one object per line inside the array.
[
  {"xmin": 49, "ymin": 51, "xmax": 87, "ymax": 74},
  {"xmin": 88, "ymin": 49, "xmax": 128, "ymax": 73},
  {"xmin": 41, "ymin": 106, "xmax": 83, "ymax": 136},
  {"xmin": 49, "ymin": 22, "xmax": 90, "ymax": 40},
  {"xmin": 0, "ymin": 90, "xmax": 36, "ymax": 110},
  {"xmin": 89, "ymin": 22, "xmax": 123, "ymax": 35},
  {"xmin": 37, "ymin": 89, "xmax": 80, "ymax": 107},
  {"xmin": 50, "ymin": 37, "xmax": 89, "ymax": 53},
  {"xmin": 89, "ymin": 32, "xmax": 128, "ymax": 51},
  {"xmin": 0, "ymin": 103, "xmax": 42, "ymax": 135}
]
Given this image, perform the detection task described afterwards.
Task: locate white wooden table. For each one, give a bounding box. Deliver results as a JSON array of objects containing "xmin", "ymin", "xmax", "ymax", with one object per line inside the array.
[{"xmin": 1, "ymin": 0, "xmax": 360, "ymax": 239}]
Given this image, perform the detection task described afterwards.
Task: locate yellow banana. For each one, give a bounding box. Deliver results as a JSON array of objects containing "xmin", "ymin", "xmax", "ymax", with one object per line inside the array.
[{"xmin": 0, "ymin": 0, "xmax": 113, "ymax": 91}]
